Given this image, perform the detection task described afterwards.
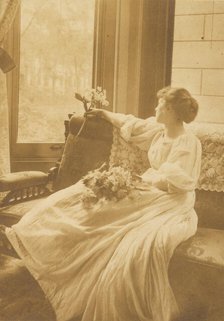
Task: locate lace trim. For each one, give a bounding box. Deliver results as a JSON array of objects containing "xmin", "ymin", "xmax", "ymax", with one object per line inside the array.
[
  {"xmin": 109, "ymin": 125, "xmax": 224, "ymax": 193},
  {"xmin": 189, "ymin": 123, "xmax": 224, "ymax": 192},
  {"xmin": 109, "ymin": 127, "xmax": 149, "ymax": 175},
  {"xmin": 0, "ymin": 0, "xmax": 20, "ymax": 44}
]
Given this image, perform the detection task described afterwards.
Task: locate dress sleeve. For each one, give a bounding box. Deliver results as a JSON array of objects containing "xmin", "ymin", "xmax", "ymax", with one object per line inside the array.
[
  {"xmin": 158, "ymin": 134, "xmax": 202, "ymax": 193},
  {"xmin": 118, "ymin": 114, "xmax": 163, "ymax": 151}
]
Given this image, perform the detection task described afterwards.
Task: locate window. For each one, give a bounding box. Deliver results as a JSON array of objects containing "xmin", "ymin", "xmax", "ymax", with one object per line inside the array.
[
  {"xmin": 9, "ymin": 0, "xmax": 95, "ymax": 171},
  {"xmin": 8, "ymin": 0, "xmax": 175, "ymax": 171},
  {"xmin": 19, "ymin": 0, "xmax": 95, "ymax": 143}
]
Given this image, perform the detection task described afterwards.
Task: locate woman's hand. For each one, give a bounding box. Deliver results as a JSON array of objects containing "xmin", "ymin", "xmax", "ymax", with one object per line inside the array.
[
  {"xmin": 151, "ymin": 178, "xmax": 168, "ymax": 191},
  {"xmin": 141, "ymin": 170, "xmax": 168, "ymax": 191},
  {"xmin": 85, "ymin": 109, "xmax": 125, "ymax": 128},
  {"xmin": 133, "ymin": 174, "xmax": 142, "ymax": 182},
  {"xmin": 85, "ymin": 108, "xmax": 104, "ymax": 118}
]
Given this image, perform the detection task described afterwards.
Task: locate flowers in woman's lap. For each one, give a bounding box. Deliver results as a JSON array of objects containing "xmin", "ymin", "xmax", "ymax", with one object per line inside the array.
[{"xmin": 81, "ymin": 164, "xmax": 138, "ymax": 208}]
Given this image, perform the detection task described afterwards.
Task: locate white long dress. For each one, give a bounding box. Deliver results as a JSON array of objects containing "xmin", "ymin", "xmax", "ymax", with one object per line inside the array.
[{"xmin": 6, "ymin": 116, "xmax": 202, "ymax": 321}]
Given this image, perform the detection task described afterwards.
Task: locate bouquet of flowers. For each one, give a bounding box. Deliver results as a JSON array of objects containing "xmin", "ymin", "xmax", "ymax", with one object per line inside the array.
[
  {"xmin": 81, "ymin": 163, "xmax": 137, "ymax": 208},
  {"xmin": 75, "ymin": 86, "xmax": 109, "ymax": 112},
  {"xmin": 74, "ymin": 86, "xmax": 109, "ymax": 138}
]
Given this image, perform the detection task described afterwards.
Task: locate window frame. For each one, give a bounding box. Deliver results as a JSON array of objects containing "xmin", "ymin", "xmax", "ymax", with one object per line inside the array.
[
  {"xmin": 7, "ymin": 0, "xmax": 175, "ymax": 172},
  {"xmin": 8, "ymin": 2, "xmax": 99, "ymax": 172}
]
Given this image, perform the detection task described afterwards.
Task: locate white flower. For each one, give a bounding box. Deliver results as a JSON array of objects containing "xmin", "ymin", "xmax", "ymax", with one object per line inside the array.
[
  {"xmin": 75, "ymin": 87, "xmax": 110, "ymax": 112},
  {"xmin": 83, "ymin": 89, "xmax": 93, "ymax": 102}
]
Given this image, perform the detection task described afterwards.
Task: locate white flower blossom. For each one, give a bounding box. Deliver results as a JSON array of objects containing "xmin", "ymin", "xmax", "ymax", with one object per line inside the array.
[{"xmin": 80, "ymin": 86, "xmax": 109, "ymax": 110}]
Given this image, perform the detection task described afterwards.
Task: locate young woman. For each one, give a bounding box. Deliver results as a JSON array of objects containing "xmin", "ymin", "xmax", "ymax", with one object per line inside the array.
[{"xmin": 3, "ymin": 87, "xmax": 201, "ymax": 321}]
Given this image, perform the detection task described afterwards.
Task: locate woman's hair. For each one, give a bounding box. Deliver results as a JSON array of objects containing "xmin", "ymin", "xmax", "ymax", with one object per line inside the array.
[{"xmin": 157, "ymin": 87, "xmax": 199, "ymax": 123}]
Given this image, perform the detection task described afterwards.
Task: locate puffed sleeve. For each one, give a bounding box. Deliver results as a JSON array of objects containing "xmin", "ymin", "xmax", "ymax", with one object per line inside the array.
[
  {"xmin": 158, "ymin": 134, "xmax": 202, "ymax": 193},
  {"xmin": 118, "ymin": 115, "xmax": 163, "ymax": 151}
]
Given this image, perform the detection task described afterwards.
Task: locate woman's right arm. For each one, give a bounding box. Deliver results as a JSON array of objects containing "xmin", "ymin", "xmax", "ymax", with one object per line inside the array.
[
  {"xmin": 86, "ymin": 108, "xmax": 161, "ymax": 151},
  {"xmin": 86, "ymin": 109, "xmax": 129, "ymax": 128}
]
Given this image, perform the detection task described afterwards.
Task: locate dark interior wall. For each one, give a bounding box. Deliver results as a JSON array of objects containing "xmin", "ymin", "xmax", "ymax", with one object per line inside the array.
[
  {"xmin": 93, "ymin": 0, "xmax": 118, "ymax": 111},
  {"xmin": 138, "ymin": 0, "xmax": 175, "ymax": 118},
  {"xmin": 94, "ymin": 0, "xmax": 175, "ymax": 118}
]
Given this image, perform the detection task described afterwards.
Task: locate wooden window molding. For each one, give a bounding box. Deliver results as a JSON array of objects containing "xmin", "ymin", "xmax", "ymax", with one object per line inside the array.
[
  {"xmin": 138, "ymin": 0, "xmax": 175, "ymax": 118},
  {"xmin": 94, "ymin": 0, "xmax": 175, "ymax": 118},
  {"xmin": 7, "ymin": 0, "xmax": 175, "ymax": 171}
]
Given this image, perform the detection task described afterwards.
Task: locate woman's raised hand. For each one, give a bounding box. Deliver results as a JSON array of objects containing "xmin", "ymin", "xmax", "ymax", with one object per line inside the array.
[
  {"xmin": 85, "ymin": 109, "xmax": 123, "ymax": 128},
  {"xmin": 85, "ymin": 108, "xmax": 104, "ymax": 118}
]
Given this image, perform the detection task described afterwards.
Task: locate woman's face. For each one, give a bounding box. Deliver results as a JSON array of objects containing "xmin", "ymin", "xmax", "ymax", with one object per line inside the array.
[{"xmin": 155, "ymin": 98, "xmax": 170, "ymax": 123}]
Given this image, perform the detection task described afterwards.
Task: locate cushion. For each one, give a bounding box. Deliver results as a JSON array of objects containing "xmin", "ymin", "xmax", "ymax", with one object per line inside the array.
[
  {"xmin": 170, "ymin": 228, "xmax": 224, "ymax": 321},
  {"xmin": 55, "ymin": 135, "xmax": 113, "ymax": 191},
  {"xmin": 69, "ymin": 115, "xmax": 113, "ymax": 140},
  {"xmin": 54, "ymin": 116, "xmax": 113, "ymax": 190},
  {"xmin": 0, "ymin": 171, "xmax": 48, "ymax": 192},
  {"xmin": 175, "ymin": 227, "xmax": 224, "ymax": 269}
]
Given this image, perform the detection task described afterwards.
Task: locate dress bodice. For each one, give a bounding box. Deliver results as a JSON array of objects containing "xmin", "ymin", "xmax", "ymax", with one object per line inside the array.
[
  {"xmin": 116, "ymin": 114, "xmax": 201, "ymax": 192},
  {"xmin": 148, "ymin": 131, "xmax": 174, "ymax": 170}
]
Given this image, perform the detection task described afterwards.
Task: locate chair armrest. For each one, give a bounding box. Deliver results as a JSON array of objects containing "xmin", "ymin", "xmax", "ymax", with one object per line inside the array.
[
  {"xmin": 0, "ymin": 171, "xmax": 50, "ymax": 207},
  {"xmin": 0, "ymin": 171, "xmax": 48, "ymax": 192},
  {"xmin": 48, "ymin": 166, "xmax": 59, "ymax": 181}
]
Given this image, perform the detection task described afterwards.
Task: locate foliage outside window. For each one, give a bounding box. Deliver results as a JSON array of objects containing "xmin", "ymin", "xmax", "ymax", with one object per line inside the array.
[{"xmin": 18, "ymin": 0, "xmax": 95, "ymax": 142}]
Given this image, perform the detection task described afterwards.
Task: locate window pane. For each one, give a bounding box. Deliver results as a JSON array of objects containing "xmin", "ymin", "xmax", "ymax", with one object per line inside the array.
[{"xmin": 18, "ymin": 0, "xmax": 95, "ymax": 142}]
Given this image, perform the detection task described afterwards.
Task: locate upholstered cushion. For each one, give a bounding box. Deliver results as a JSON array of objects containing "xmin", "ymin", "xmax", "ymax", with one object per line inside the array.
[
  {"xmin": 170, "ymin": 229, "xmax": 224, "ymax": 321},
  {"xmin": 54, "ymin": 117, "xmax": 113, "ymax": 191},
  {"xmin": 175, "ymin": 227, "xmax": 224, "ymax": 269},
  {"xmin": 0, "ymin": 171, "xmax": 48, "ymax": 192},
  {"xmin": 169, "ymin": 228, "xmax": 224, "ymax": 321},
  {"xmin": 69, "ymin": 115, "xmax": 113, "ymax": 141}
]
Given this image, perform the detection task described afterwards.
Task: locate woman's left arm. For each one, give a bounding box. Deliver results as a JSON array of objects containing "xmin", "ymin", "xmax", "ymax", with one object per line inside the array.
[{"xmin": 142, "ymin": 134, "xmax": 202, "ymax": 193}]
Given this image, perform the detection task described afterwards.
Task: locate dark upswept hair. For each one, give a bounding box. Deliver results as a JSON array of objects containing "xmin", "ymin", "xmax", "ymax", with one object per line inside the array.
[{"xmin": 157, "ymin": 87, "xmax": 199, "ymax": 123}]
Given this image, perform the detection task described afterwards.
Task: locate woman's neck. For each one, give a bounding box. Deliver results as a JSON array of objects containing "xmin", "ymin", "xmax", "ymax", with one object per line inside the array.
[{"xmin": 164, "ymin": 121, "xmax": 185, "ymax": 139}]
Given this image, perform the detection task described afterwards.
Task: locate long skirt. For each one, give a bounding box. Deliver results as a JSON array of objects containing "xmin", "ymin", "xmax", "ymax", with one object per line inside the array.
[{"xmin": 6, "ymin": 181, "xmax": 197, "ymax": 321}]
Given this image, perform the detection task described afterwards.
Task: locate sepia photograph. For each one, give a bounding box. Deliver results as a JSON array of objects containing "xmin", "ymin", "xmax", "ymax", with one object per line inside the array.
[{"xmin": 0, "ymin": 0, "xmax": 224, "ymax": 320}]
